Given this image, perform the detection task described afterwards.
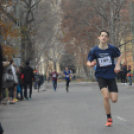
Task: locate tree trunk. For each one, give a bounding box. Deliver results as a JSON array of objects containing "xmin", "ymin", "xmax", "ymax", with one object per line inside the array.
[
  {"xmin": 109, "ymin": 1, "xmax": 115, "ymax": 45},
  {"xmin": 20, "ymin": 37, "xmax": 26, "ymax": 65},
  {"xmin": 83, "ymin": 64, "xmax": 88, "ymax": 77},
  {"xmin": 25, "ymin": 35, "xmax": 33, "ymax": 62},
  {"xmin": 53, "ymin": 60, "xmax": 57, "ymax": 71}
]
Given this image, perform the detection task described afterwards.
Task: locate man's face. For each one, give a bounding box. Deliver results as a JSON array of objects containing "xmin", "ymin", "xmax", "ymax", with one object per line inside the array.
[
  {"xmin": 65, "ymin": 67, "xmax": 68, "ymax": 71},
  {"xmin": 98, "ymin": 32, "xmax": 109, "ymax": 44}
]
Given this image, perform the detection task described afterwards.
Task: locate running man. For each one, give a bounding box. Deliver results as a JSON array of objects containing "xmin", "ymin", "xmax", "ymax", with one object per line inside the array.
[
  {"xmin": 51, "ymin": 69, "xmax": 58, "ymax": 91},
  {"xmin": 63, "ymin": 67, "xmax": 71, "ymax": 92},
  {"xmin": 87, "ymin": 30, "xmax": 122, "ymax": 127}
]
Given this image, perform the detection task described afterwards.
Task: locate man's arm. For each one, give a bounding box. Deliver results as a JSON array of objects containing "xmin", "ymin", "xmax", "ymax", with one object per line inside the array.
[
  {"xmin": 87, "ymin": 60, "xmax": 96, "ymax": 68},
  {"xmin": 114, "ymin": 54, "xmax": 122, "ymax": 74},
  {"xmin": 63, "ymin": 72, "xmax": 65, "ymax": 77}
]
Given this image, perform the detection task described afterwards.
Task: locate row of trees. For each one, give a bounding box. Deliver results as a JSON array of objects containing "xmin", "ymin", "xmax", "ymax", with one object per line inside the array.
[
  {"xmin": 0, "ymin": 0, "xmax": 63, "ymax": 72},
  {"xmin": 0, "ymin": 0, "xmax": 133, "ymax": 77},
  {"xmin": 60, "ymin": 0, "xmax": 132, "ymax": 77}
]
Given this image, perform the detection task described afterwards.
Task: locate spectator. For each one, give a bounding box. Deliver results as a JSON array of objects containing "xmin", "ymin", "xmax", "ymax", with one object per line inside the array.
[
  {"xmin": 37, "ymin": 74, "xmax": 42, "ymax": 92},
  {"xmin": 121, "ymin": 64, "xmax": 127, "ymax": 84},
  {"xmin": 0, "ymin": 43, "xmax": 4, "ymax": 134},
  {"xmin": 127, "ymin": 65, "xmax": 133, "ymax": 86},
  {"xmin": 22, "ymin": 61, "xmax": 34, "ymax": 100},
  {"xmin": 1, "ymin": 58, "xmax": 13, "ymax": 104},
  {"xmin": 0, "ymin": 45, "xmax": 3, "ymax": 103},
  {"xmin": 10, "ymin": 60, "xmax": 19, "ymax": 102},
  {"xmin": 17, "ymin": 66, "xmax": 24, "ymax": 100},
  {"xmin": 34, "ymin": 70, "xmax": 38, "ymax": 89}
]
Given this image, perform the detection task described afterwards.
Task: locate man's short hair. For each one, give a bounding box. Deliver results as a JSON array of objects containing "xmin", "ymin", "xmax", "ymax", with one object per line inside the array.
[
  {"xmin": 25, "ymin": 61, "xmax": 30, "ymax": 65},
  {"xmin": 100, "ymin": 30, "xmax": 109, "ymax": 37},
  {"xmin": 10, "ymin": 59, "xmax": 13, "ymax": 64}
]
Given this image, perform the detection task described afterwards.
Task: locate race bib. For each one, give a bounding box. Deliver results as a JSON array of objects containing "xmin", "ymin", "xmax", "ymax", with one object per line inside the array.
[
  {"xmin": 66, "ymin": 75, "xmax": 69, "ymax": 77},
  {"xmin": 98, "ymin": 56, "xmax": 112, "ymax": 67},
  {"xmin": 52, "ymin": 74, "xmax": 56, "ymax": 77}
]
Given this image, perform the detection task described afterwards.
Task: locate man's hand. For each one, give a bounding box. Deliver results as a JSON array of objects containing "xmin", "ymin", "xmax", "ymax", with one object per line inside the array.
[
  {"xmin": 87, "ymin": 61, "xmax": 96, "ymax": 67},
  {"xmin": 114, "ymin": 65, "xmax": 121, "ymax": 74}
]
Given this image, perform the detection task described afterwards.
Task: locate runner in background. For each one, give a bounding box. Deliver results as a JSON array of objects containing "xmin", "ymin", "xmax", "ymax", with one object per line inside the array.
[
  {"xmin": 94, "ymin": 65, "xmax": 98, "ymax": 82},
  {"xmin": 51, "ymin": 69, "xmax": 58, "ymax": 91},
  {"xmin": 63, "ymin": 67, "xmax": 71, "ymax": 92}
]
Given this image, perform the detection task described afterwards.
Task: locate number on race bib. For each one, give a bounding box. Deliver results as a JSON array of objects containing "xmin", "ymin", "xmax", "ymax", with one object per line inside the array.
[
  {"xmin": 52, "ymin": 74, "xmax": 56, "ymax": 77},
  {"xmin": 66, "ymin": 75, "xmax": 69, "ymax": 77},
  {"xmin": 98, "ymin": 56, "xmax": 112, "ymax": 67}
]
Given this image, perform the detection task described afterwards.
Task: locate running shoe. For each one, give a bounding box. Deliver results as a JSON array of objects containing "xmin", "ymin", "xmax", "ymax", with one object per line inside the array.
[
  {"xmin": 7, "ymin": 100, "xmax": 11, "ymax": 103},
  {"xmin": 9, "ymin": 100, "xmax": 15, "ymax": 104},
  {"xmin": 24, "ymin": 98, "xmax": 27, "ymax": 101},
  {"xmin": 106, "ymin": 118, "xmax": 113, "ymax": 127},
  {"xmin": 14, "ymin": 98, "xmax": 19, "ymax": 102},
  {"xmin": 28, "ymin": 97, "xmax": 32, "ymax": 101}
]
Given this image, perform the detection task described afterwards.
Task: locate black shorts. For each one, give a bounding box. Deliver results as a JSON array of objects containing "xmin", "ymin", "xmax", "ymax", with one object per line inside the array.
[{"xmin": 97, "ymin": 77, "xmax": 118, "ymax": 92}]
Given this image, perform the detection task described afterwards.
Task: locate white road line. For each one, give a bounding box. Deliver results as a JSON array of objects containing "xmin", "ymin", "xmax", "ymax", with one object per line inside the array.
[{"xmin": 115, "ymin": 116, "xmax": 127, "ymax": 122}]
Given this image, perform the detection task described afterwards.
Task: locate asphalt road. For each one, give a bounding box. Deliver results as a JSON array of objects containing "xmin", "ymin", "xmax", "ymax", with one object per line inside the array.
[{"xmin": 0, "ymin": 82, "xmax": 134, "ymax": 134}]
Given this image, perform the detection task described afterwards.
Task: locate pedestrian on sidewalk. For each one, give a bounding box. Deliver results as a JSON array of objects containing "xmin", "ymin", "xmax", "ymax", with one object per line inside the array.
[
  {"xmin": 34, "ymin": 70, "xmax": 38, "ymax": 89},
  {"xmin": 0, "ymin": 43, "xmax": 4, "ymax": 134},
  {"xmin": 2, "ymin": 59, "xmax": 16, "ymax": 104},
  {"xmin": 1, "ymin": 58, "xmax": 12, "ymax": 104},
  {"xmin": 37, "ymin": 74, "xmax": 42, "ymax": 92},
  {"xmin": 87, "ymin": 30, "xmax": 122, "ymax": 127},
  {"xmin": 121, "ymin": 63, "xmax": 127, "ymax": 84},
  {"xmin": 127, "ymin": 65, "xmax": 133, "ymax": 86},
  {"xmin": 17, "ymin": 66, "xmax": 24, "ymax": 100},
  {"xmin": 51, "ymin": 69, "xmax": 58, "ymax": 91},
  {"xmin": 10, "ymin": 60, "xmax": 19, "ymax": 102},
  {"xmin": 22, "ymin": 61, "xmax": 34, "ymax": 100},
  {"xmin": 63, "ymin": 67, "xmax": 71, "ymax": 92},
  {"xmin": 0, "ymin": 45, "xmax": 3, "ymax": 103}
]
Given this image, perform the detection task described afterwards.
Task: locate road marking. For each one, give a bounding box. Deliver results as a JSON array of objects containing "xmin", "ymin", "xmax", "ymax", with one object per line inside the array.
[{"xmin": 115, "ymin": 116, "xmax": 127, "ymax": 122}]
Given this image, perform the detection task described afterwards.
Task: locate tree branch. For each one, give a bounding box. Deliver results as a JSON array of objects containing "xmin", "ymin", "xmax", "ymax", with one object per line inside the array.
[
  {"xmin": 31, "ymin": 0, "xmax": 41, "ymax": 9},
  {"xmin": 0, "ymin": 4, "xmax": 17, "ymax": 25}
]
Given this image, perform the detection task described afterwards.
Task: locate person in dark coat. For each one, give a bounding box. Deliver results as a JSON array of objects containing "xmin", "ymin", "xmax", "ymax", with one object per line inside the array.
[
  {"xmin": 22, "ymin": 61, "xmax": 34, "ymax": 100},
  {"xmin": 0, "ymin": 44, "xmax": 4, "ymax": 133},
  {"xmin": 121, "ymin": 64, "xmax": 127, "ymax": 84},
  {"xmin": 0, "ymin": 45, "xmax": 3, "ymax": 102},
  {"xmin": 17, "ymin": 66, "xmax": 24, "ymax": 100}
]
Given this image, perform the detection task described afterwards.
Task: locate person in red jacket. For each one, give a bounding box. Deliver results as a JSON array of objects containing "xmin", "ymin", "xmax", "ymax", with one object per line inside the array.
[{"xmin": 51, "ymin": 69, "xmax": 58, "ymax": 91}]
